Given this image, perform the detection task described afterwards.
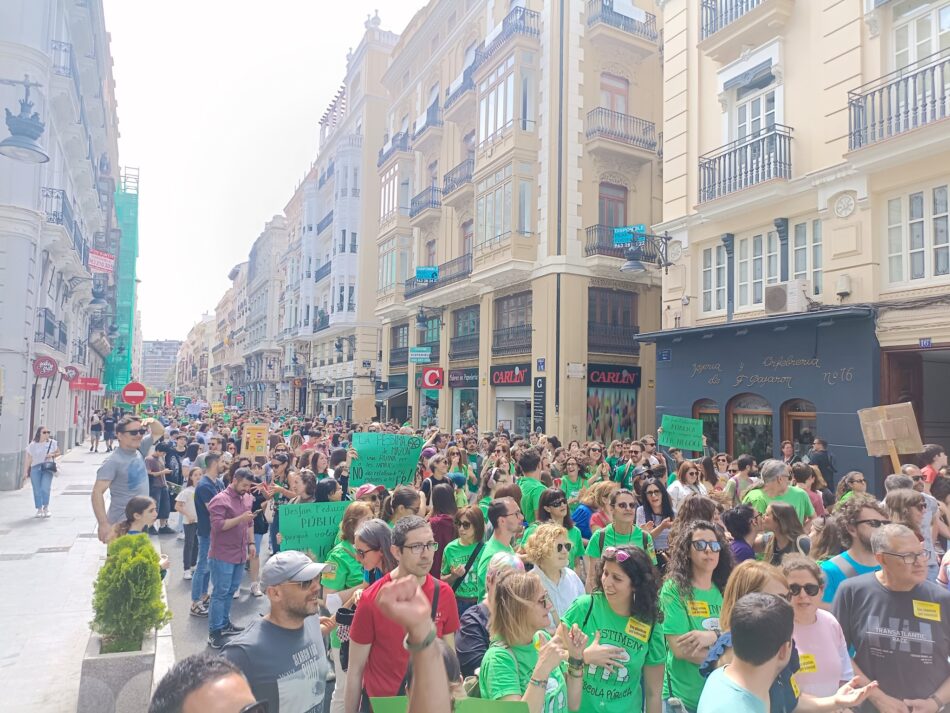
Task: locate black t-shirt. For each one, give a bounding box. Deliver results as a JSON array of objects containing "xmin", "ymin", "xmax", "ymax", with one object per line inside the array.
[
  {"xmin": 102, "ymin": 417, "xmax": 116, "ymax": 434},
  {"xmin": 834, "ymin": 572, "xmax": 950, "ymax": 708}
]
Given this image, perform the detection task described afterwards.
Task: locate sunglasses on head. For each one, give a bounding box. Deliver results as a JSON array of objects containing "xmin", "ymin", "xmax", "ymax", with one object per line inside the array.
[
  {"xmin": 602, "ymin": 546, "xmax": 631, "ymax": 562},
  {"xmin": 788, "ymin": 583, "xmax": 821, "ymax": 597},
  {"xmin": 691, "ymin": 540, "xmax": 722, "ymax": 553}
]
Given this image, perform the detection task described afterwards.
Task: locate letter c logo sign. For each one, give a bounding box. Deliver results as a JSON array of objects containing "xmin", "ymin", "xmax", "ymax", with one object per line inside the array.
[{"xmin": 422, "ymin": 367, "xmax": 443, "ymax": 389}]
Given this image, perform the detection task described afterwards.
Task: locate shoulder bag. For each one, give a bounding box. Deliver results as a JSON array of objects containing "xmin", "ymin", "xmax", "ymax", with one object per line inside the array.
[{"xmin": 40, "ymin": 441, "xmax": 57, "ymax": 474}]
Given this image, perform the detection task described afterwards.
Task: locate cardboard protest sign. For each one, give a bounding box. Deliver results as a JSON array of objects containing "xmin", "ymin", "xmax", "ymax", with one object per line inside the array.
[
  {"xmin": 657, "ymin": 414, "xmax": 704, "ymax": 452},
  {"xmin": 276, "ymin": 501, "xmax": 349, "ymax": 562},
  {"xmin": 858, "ymin": 402, "xmax": 923, "ymax": 472},
  {"xmin": 241, "ymin": 424, "xmax": 269, "ymax": 456},
  {"xmin": 349, "ymin": 433, "xmax": 424, "ymax": 489}
]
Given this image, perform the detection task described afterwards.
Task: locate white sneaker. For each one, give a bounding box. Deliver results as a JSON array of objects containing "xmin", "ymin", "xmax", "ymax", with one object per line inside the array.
[
  {"xmin": 177, "ymin": 531, "xmax": 185, "ymax": 540},
  {"xmin": 34, "ymin": 509, "xmax": 43, "ymax": 518},
  {"xmin": 183, "ymin": 569, "xmax": 193, "ymax": 580},
  {"xmin": 43, "ymin": 508, "xmax": 50, "ymax": 518},
  {"xmin": 233, "ymin": 588, "xmax": 240, "ymax": 599},
  {"xmin": 250, "ymin": 582, "xmax": 263, "ymax": 597}
]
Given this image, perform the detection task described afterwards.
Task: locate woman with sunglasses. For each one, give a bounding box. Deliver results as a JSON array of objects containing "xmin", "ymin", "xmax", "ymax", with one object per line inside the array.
[
  {"xmin": 585, "ymin": 488, "xmax": 656, "ymax": 591},
  {"xmin": 636, "ymin": 478, "xmax": 675, "ymax": 568},
  {"xmin": 476, "ymin": 466, "xmax": 512, "ymax": 521},
  {"xmin": 559, "ymin": 454, "xmax": 588, "ymax": 508},
  {"xmin": 668, "ymin": 461, "xmax": 709, "ymax": 514},
  {"xmin": 523, "ymin": 488, "xmax": 584, "ymax": 570},
  {"xmin": 479, "ymin": 570, "xmax": 588, "ymax": 713},
  {"xmin": 24, "ymin": 425, "xmax": 60, "ymax": 518},
  {"xmin": 781, "ymin": 555, "xmax": 853, "ymax": 699},
  {"xmin": 833, "ymin": 471, "xmax": 867, "ymax": 509},
  {"xmin": 441, "ymin": 506, "xmax": 486, "ymax": 615},
  {"xmin": 660, "ymin": 519, "xmax": 732, "ymax": 713},
  {"xmin": 713, "ymin": 453, "xmax": 732, "ymax": 482},
  {"xmin": 884, "ymin": 487, "xmax": 927, "ymax": 541},
  {"xmin": 561, "ymin": 546, "xmax": 665, "ymax": 713},
  {"xmin": 525, "ymin": 523, "xmax": 585, "ymax": 631},
  {"xmin": 585, "ymin": 443, "xmax": 613, "ymax": 485}
]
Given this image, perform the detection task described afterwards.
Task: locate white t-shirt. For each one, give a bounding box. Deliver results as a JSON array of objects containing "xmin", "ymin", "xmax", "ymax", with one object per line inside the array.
[
  {"xmin": 26, "ymin": 439, "xmax": 57, "ymax": 466},
  {"xmin": 177, "ymin": 485, "xmax": 197, "ymax": 522}
]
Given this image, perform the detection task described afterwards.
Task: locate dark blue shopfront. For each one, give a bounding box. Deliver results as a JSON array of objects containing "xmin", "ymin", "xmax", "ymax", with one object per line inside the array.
[{"xmin": 638, "ymin": 308, "xmax": 880, "ymax": 485}]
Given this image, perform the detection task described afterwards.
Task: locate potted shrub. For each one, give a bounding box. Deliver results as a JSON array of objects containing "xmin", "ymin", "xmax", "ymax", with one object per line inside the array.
[{"xmin": 77, "ymin": 534, "xmax": 172, "ymax": 713}]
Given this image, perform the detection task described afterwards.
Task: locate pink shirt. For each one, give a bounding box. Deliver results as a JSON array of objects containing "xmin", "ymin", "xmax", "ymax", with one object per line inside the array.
[
  {"xmin": 208, "ymin": 487, "xmax": 253, "ymax": 564},
  {"xmin": 792, "ymin": 608, "xmax": 853, "ymax": 697}
]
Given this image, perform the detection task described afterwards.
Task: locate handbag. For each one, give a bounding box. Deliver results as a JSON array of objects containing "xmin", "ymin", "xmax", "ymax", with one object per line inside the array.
[{"xmin": 40, "ymin": 441, "xmax": 57, "ymax": 474}]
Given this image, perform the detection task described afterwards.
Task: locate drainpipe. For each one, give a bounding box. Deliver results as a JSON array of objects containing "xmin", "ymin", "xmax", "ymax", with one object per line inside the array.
[
  {"xmin": 774, "ymin": 218, "xmax": 789, "ymax": 282},
  {"xmin": 721, "ymin": 233, "xmax": 735, "ymax": 322}
]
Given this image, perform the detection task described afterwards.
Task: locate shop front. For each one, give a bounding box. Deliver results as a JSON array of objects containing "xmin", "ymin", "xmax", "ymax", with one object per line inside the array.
[
  {"xmin": 490, "ymin": 363, "xmax": 531, "ymax": 435},
  {"xmin": 637, "ymin": 308, "xmax": 880, "ymax": 485},
  {"xmin": 375, "ymin": 373, "xmax": 408, "ymax": 424},
  {"xmin": 416, "ymin": 367, "xmax": 443, "ymax": 428},
  {"xmin": 449, "ymin": 368, "xmax": 479, "ymax": 432},
  {"xmin": 587, "ymin": 363, "xmax": 641, "ymax": 442}
]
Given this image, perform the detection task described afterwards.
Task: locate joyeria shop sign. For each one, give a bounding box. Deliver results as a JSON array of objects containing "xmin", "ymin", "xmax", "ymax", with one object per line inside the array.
[{"xmin": 490, "ymin": 364, "xmax": 531, "ymax": 386}]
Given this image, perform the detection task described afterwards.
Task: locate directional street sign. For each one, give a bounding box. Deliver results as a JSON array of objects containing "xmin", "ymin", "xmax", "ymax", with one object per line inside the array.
[{"xmin": 121, "ymin": 381, "xmax": 147, "ymax": 405}]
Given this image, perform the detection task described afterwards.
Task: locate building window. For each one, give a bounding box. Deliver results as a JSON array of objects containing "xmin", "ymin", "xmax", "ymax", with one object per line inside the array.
[
  {"xmin": 461, "ymin": 220, "xmax": 474, "ymax": 255},
  {"xmin": 736, "ymin": 89, "xmax": 775, "ymax": 142},
  {"xmin": 893, "ymin": 0, "xmax": 950, "ymax": 69},
  {"xmin": 728, "ymin": 393, "xmax": 773, "ymax": 463},
  {"xmin": 598, "ymin": 183, "xmax": 627, "ymax": 227},
  {"xmin": 693, "ymin": 399, "xmax": 721, "ymax": 451},
  {"xmin": 478, "ymin": 54, "xmax": 516, "ymax": 145},
  {"xmin": 736, "ymin": 232, "xmax": 779, "ymax": 307},
  {"xmin": 475, "ymin": 164, "xmax": 513, "ymax": 246},
  {"xmin": 421, "ymin": 317, "xmax": 440, "ymax": 344},
  {"xmin": 518, "ymin": 179, "xmax": 533, "ymax": 234},
  {"xmin": 392, "ymin": 324, "xmax": 409, "ymax": 349},
  {"xmin": 454, "ymin": 307, "xmax": 479, "ymax": 336},
  {"xmin": 350, "ymin": 232, "xmax": 357, "ymax": 253},
  {"xmin": 599, "ymin": 73, "xmax": 629, "ymax": 114},
  {"xmin": 340, "ymin": 230, "xmax": 347, "ymax": 254},
  {"xmin": 702, "ymin": 245, "xmax": 727, "ymax": 313},
  {"xmin": 379, "ymin": 238, "xmax": 396, "ymax": 289},
  {"xmin": 887, "ymin": 183, "xmax": 949, "ymax": 283},
  {"xmin": 780, "ymin": 399, "xmax": 816, "ymax": 459},
  {"xmin": 792, "ymin": 220, "xmax": 823, "ymax": 296},
  {"xmin": 495, "ymin": 292, "xmax": 532, "ymax": 329},
  {"xmin": 588, "ymin": 287, "xmax": 637, "ymax": 327},
  {"xmin": 425, "ymin": 240, "xmax": 437, "ymax": 266}
]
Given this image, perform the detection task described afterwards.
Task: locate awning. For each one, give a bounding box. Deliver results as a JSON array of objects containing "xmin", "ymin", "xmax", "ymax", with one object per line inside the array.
[{"xmin": 375, "ymin": 388, "xmax": 408, "ymax": 403}]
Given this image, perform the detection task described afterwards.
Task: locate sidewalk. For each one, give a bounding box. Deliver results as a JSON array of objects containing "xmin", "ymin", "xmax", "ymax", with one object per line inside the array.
[{"xmin": 0, "ymin": 442, "xmax": 111, "ymax": 712}]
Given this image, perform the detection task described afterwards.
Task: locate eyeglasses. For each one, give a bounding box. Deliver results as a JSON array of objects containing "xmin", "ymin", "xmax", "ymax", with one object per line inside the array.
[
  {"xmin": 41, "ymin": 431, "xmax": 50, "ymax": 435},
  {"xmin": 855, "ymin": 518, "xmax": 889, "ymax": 528},
  {"xmin": 882, "ymin": 550, "xmax": 932, "ymax": 565},
  {"xmin": 120, "ymin": 428, "xmax": 149, "ymax": 436},
  {"xmin": 505, "ymin": 509, "xmax": 523, "ymax": 519},
  {"xmin": 645, "ymin": 489, "xmax": 661, "ymax": 497},
  {"xmin": 690, "ymin": 540, "xmax": 722, "ymax": 553},
  {"xmin": 354, "ymin": 547, "xmax": 379, "ymax": 558},
  {"xmin": 556, "ymin": 542, "xmax": 573, "ymax": 553},
  {"xmin": 614, "ymin": 501, "xmax": 635, "ymax": 510},
  {"xmin": 631, "ymin": 451, "xmax": 641, "ymax": 457},
  {"xmin": 548, "ymin": 499, "xmax": 567, "ymax": 508},
  {"xmin": 728, "ymin": 468, "xmax": 740, "ymax": 474},
  {"xmin": 240, "ymin": 701, "xmax": 269, "ymax": 713},
  {"xmin": 788, "ymin": 583, "xmax": 821, "ymax": 597},
  {"xmin": 536, "ymin": 592, "xmax": 552, "ymax": 607},
  {"xmin": 687, "ymin": 470, "xmax": 699, "ymax": 476},
  {"xmin": 458, "ymin": 521, "xmax": 473, "ymax": 530},
  {"xmin": 362, "ymin": 494, "xmax": 380, "ymax": 502},
  {"xmin": 287, "ymin": 577, "xmax": 320, "ymax": 590},
  {"xmin": 850, "ymin": 478, "xmax": 866, "ymax": 485},
  {"xmin": 401, "ymin": 541, "xmax": 440, "ymax": 555},
  {"xmin": 602, "ymin": 546, "xmax": 631, "ymax": 562}
]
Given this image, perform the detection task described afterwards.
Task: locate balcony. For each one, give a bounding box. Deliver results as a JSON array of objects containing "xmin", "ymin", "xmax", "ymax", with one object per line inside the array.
[
  {"xmin": 584, "ymin": 225, "xmax": 627, "ymax": 259},
  {"xmin": 492, "ymin": 325, "xmax": 532, "ymax": 357},
  {"xmin": 475, "ymin": 6, "xmax": 541, "ymax": 69},
  {"xmin": 449, "ymin": 333, "xmax": 480, "ymax": 361},
  {"xmin": 588, "ymin": 322, "xmax": 641, "ymax": 354},
  {"xmin": 314, "ymin": 261, "xmax": 331, "ymax": 284},
  {"xmin": 409, "ymin": 186, "xmax": 443, "ymax": 226},
  {"xmin": 698, "ymin": 125, "xmax": 792, "ymax": 203},
  {"xmin": 390, "ymin": 346, "xmax": 409, "ymax": 367},
  {"xmin": 848, "ymin": 49, "xmax": 950, "ymax": 162},
  {"xmin": 698, "ymin": 0, "xmax": 795, "ymax": 63},
  {"xmin": 34, "ymin": 309, "xmax": 67, "ymax": 353},
  {"xmin": 377, "ymin": 132, "xmax": 412, "ymax": 168},
  {"xmin": 444, "ymin": 64, "xmax": 476, "ymax": 123},
  {"xmin": 316, "ymin": 210, "xmax": 334, "ymax": 235},
  {"xmin": 405, "ymin": 253, "xmax": 473, "ymax": 299},
  {"xmin": 420, "ymin": 341, "xmax": 441, "ymax": 362},
  {"xmin": 42, "ymin": 187, "xmax": 89, "ymax": 271},
  {"xmin": 413, "ymin": 104, "xmax": 443, "ymax": 154},
  {"xmin": 282, "ymin": 364, "xmax": 306, "ymax": 379},
  {"xmin": 379, "ymin": 207, "xmax": 412, "ymax": 240},
  {"xmin": 313, "ymin": 313, "xmax": 330, "ymax": 333},
  {"xmin": 586, "ymin": 0, "xmax": 658, "ymax": 61},
  {"xmin": 376, "ymin": 283, "xmax": 408, "ymax": 320},
  {"xmin": 442, "ymin": 158, "xmax": 474, "ymax": 208},
  {"xmin": 585, "ymin": 108, "xmax": 657, "ymax": 163}
]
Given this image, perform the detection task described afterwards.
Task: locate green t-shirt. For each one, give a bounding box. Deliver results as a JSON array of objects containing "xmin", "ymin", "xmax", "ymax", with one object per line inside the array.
[
  {"xmin": 559, "ymin": 474, "xmax": 588, "ymax": 505},
  {"xmin": 742, "ymin": 485, "xmax": 815, "ymax": 524},
  {"xmin": 479, "ymin": 633, "xmax": 568, "ymax": 713},
  {"xmin": 519, "ymin": 477, "xmax": 547, "ymax": 524},
  {"xmin": 837, "ymin": 490, "xmax": 855, "ymax": 507},
  {"xmin": 561, "ymin": 593, "xmax": 666, "ymax": 713},
  {"xmin": 474, "ymin": 536, "xmax": 515, "ymax": 600},
  {"xmin": 613, "ymin": 462, "xmax": 638, "ymax": 491},
  {"xmin": 585, "ymin": 524, "xmax": 657, "ymax": 565},
  {"xmin": 479, "ymin": 496, "xmax": 492, "ymax": 522},
  {"xmin": 659, "ymin": 579, "xmax": 724, "ymax": 711},
  {"xmin": 322, "ymin": 541, "xmax": 364, "ymax": 649},
  {"xmin": 521, "ymin": 522, "xmax": 584, "ymax": 567},
  {"xmin": 441, "ymin": 538, "xmax": 482, "ymax": 599}
]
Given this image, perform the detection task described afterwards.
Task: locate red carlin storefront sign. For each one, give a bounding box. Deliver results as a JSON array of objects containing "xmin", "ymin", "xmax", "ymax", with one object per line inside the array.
[
  {"xmin": 490, "ymin": 364, "xmax": 531, "ymax": 386},
  {"xmin": 587, "ymin": 363, "xmax": 642, "ymax": 389}
]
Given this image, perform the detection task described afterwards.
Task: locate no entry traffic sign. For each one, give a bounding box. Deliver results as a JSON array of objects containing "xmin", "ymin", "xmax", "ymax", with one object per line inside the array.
[{"xmin": 121, "ymin": 381, "xmax": 147, "ymax": 405}]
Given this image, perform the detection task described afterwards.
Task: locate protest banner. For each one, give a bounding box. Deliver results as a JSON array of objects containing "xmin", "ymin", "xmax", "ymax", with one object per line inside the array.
[
  {"xmin": 211, "ymin": 402, "xmax": 225, "ymax": 414},
  {"xmin": 349, "ymin": 432, "xmax": 425, "ymax": 489},
  {"xmin": 277, "ymin": 501, "xmax": 349, "ymax": 562},
  {"xmin": 657, "ymin": 414, "xmax": 704, "ymax": 452},
  {"xmin": 241, "ymin": 423, "xmax": 269, "ymax": 457},
  {"xmin": 857, "ymin": 402, "xmax": 923, "ymax": 473}
]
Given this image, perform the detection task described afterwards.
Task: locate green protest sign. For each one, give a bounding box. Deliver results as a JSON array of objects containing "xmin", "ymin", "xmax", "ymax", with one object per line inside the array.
[
  {"xmin": 276, "ymin": 501, "xmax": 349, "ymax": 562},
  {"xmin": 349, "ymin": 433, "xmax": 424, "ymax": 489},
  {"xmin": 658, "ymin": 414, "xmax": 705, "ymax": 452}
]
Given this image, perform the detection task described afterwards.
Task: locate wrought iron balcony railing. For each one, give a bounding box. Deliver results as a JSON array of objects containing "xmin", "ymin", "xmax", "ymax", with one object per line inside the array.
[
  {"xmin": 405, "ymin": 253, "xmax": 473, "ymax": 298},
  {"xmin": 585, "ymin": 108, "xmax": 657, "ymax": 151},
  {"xmin": 701, "ymin": 0, "xmax": 765, "ymax": 40},
  {"xmin": 475, "ymin": 7, "xmax": 541, "ymax": 67},
  {"xmin": 445, "ymin": 64, "xmax": 476, "ymax": 109},
  {"xmin": 410, "ymin": 186, "xmax": 443, "ymax": 218},
  {"xmin": 390, "ymin": 346, "xmax": 409, "ymax": 367},
  {"xmin": 314, "ymin": 262, "xmax": 331, "ymax": 283},
  {"xmin": 588, "ymin": 322, "xmax": 641, "ymax": 353},
  {"xmin": 492, "ymin": 324, "xmax": 532, "ymax": 356},
  {"xmin": 586, "ymin": 0, "xmax": 659, "ymax": 42},
  {"xmin": 377, "ymin": 132, "xmax": 411, "ymax": 167},
  {"xmin": 698, "ymin": 125, "xmax": 792, "ymax": 203},
  {"xmin": 449, "ymin": 333, "xmax": 480, "ymax": 360},
  {"xmin": 443, "ymin": 158, "xmax": 474, "ymax": 196}
]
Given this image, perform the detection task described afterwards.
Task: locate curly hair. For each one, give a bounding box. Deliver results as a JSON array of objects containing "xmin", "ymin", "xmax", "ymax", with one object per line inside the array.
[
  {"xmin": 595, "ymin": 546, "xmax": 663, "ymax": 625},
  {"xmin": 524, "ymin": 522, "xmax": 568, "ymax": 564},
  {"xmin": 664, "ymin": 519, "xmax": 733, "ymax": 599},
  {"xmin": 835, "ymin": 493, "xmax": 887, "ymax": 548}
]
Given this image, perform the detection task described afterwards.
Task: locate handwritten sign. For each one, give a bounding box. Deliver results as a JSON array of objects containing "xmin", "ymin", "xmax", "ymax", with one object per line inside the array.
[
  {"xmin": 349, "ymin": 432, "xmax": 424, "ymax": 489},
  {"xmin": 211, "ymin": 402, "xmax": 225, "ymax": 414},
  {"xmin": 277, "ymin": 501, "xmax": 349, "ymax": 562},
  {"xmin": 658, "ymin": 414, "xmax": 704, "ymax": 452},
  {"xmin": 241, "ymin": 424, "xmax": 269, "ymax": 456}
]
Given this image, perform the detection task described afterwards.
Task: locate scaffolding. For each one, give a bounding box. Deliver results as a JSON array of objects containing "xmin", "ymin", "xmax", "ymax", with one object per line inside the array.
[{"xmin": 103, "ymin": 167, "xmax": 139, "ymax": 393}]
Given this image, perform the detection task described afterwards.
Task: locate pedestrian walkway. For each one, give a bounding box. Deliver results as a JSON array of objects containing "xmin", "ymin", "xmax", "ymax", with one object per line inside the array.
[{"xmin": 0, "ymin": 442, "xmax": 111, "ymax": 712}]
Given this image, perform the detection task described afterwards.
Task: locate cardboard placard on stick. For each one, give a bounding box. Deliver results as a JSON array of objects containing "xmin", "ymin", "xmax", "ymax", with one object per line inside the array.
[{"xmin": 857, "ymin": 403, "xmax": 923, "ymax": 473}]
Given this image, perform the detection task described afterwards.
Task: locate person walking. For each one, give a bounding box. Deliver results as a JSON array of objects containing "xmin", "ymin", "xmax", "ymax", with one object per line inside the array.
[
  {"xmin": 191, "ymin": 452, "xmax": 224, "ymax": 616},
  {"xmin": 89, "ymin": 410, "xmax": 102, "ymax": 453},
  {"xmin": 24, "ymin": 426, "xmax": 60, "ymax": 518},
  {"xmin": 102, "ymin": 411, "xmax": 117, "ymax": 452}
]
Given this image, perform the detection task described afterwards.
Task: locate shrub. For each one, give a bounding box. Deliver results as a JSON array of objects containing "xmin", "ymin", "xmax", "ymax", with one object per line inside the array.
[{"xmin": 90, "ymin": 534, "xmax": 171, "ymax": 653}]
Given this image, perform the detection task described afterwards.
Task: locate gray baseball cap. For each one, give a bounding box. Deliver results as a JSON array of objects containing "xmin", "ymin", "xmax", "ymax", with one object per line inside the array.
[{"xmin": 260, "ymin": 551, "xmax": 332, "ymax": 587}]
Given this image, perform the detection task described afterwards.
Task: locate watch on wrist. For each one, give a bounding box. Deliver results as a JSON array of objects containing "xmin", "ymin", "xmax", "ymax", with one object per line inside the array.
[{"xmin": 931, "ymin": 694, "xmax": 944, "ymax": 712}]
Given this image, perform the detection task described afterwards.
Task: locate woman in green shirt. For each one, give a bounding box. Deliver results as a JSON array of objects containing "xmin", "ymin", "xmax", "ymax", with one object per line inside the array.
[
  {"xmin": 659, "ymin": 519, "xmax": 733, "ymax": 713},
  {"xmin": 522, "ymin": 488, "xmax": 584, "ymax": 570},
  {"xmin": 561, "ymin": 546, "xmax": 666, "ymax": 713},
  {"xmin": 833, "ymin": 470, "xmax": 867, "ymax": 510},
  {"xmin": 584, "ymin": 488, "xmax": 656, "ymax": 591},
  {"xmin": 479, "ymin": 570, "xmax": 588, "ymax": 713},
  {"xmin": 476, "ymin": 465, "xmax": 512, "ymax": 521},
  {"xmin": 559, "ymin": 455, "xmax": 588, "ymax": 509},
  {"xmin": 440, "ymin": 505, "xmax": 486, "ymax": 614}
]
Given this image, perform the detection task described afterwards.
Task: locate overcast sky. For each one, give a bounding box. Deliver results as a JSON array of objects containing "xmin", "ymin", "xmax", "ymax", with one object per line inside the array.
[{"xmin": 103, "ymin": 1, "xmax": 421, "ymax": 340}]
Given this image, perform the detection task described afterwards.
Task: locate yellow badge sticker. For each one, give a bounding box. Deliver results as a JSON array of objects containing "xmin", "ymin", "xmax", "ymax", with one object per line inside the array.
[
  {"xmin": 625, "ymin": 618, "xmax": 652, "ymax": 642},
  {"xmin": 798, "ymin": 654, "xmax": 817, "ymax": 674},
  {"xmin": 687, "ymin": 600, "xmax": 711, "ymax": 618},
  {"xmin": 913, "ymin": 600, "xmax": 941, "ymax": 622},
  {"xmin": 790, "ymin": 675, "xmax": 800, "ymax": 699}
]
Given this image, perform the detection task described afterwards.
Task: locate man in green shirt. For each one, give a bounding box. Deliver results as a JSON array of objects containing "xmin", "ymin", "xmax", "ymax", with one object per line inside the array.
[
  {"xmin": 743, "ymin": 459, "xmax": 815, "ymax": 527},
  {"xmin": 517, "ymin": 450, "xmax": 546, "ymax": 523},
  {"xmin": 473, "ymin": 497, "xmax": 521, "ymax": 600}
]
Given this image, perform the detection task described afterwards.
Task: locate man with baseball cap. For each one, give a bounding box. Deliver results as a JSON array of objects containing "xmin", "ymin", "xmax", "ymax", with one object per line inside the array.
[{"xmin": 222, "ymin": 550, "xmax": 332, "ymax": 713}]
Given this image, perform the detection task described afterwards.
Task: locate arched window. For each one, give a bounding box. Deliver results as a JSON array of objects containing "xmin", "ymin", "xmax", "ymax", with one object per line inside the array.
[
  {"xmin": 727, "ymin": 393, "xmax": 773, "ymax": 462},
  {"xmin": 781, "ymin": 398, "xmax": 817, "ymax": 458},
  {"xmin": 692, "ymin": 399, "xmax": 720, "ymax": 451}
]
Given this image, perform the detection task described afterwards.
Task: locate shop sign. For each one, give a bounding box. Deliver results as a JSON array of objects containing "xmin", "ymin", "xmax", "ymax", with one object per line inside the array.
[
  {"xmin": 409, "ymin": 347, "xmax": 432, "ymax": 364},
  {"xmin": 566, "ymin": 362, "xmax": 585, "ymax": 379},
  {"xmin": 32, "ymin": 356, "xmax": 58, "ymax": 379},
  {"xmin": 69, "ymin": 376, "xmax": 101, "ymax": 391},
  {"xmin": 532, "ymin": 377, "xmax": 546, "ymax": 433},
  {"xmin": 490, "ymin": 364, "xmax": 531, "ymax": 386},
  {"xmin": 421, "ymin": 367, "xmax": 444, "ymax": 389},
  {"xmin": 89, "ymin": 249, "xmax": 116, "ymax": 274},
  {"xmin": 587, "ymin": 363, "xmax": 641, "ymax": 389},
  {"xmin": 448, "ymin": 368, "xmax": 479, "ymax": 388},
  {"xmin": 63, "ymin": 365, "xmax": 80, "ymax": 382},
  {"xmin": 415, "ymin": 266, "xmax": 439, "ymax": 283}
]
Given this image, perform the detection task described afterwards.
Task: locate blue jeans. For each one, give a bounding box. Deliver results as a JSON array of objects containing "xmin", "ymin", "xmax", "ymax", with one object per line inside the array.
[
  {"xmin": 191, "ymin": 534, "xmax": 211, "ymax": 602},
  {"xmin": 150, "ymin": 483, "xmax": 171, "ymax": 520},
  {"xmin": 30, "ymin": 465, "xmax": 53, "ymax": 508},
  {"xmin": 208, "ymin": 557, "xmax": 244, "ymax": 632}
]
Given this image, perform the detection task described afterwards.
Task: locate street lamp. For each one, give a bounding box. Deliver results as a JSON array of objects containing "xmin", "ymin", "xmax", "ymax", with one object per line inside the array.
[
  {"xmin": 0, "ymin": 75, "xmax": 49, "ymax": 164},
  {"xmin": 415, "ymin": 305, "xmax": 444, "ymax": 331},
  {"xmin": 335, "ymin": 335, "xmax": 356, "ymax": 354},
  {"xmin": 619, "ymin": 231, "xmax": 681, "ymax": 274}
]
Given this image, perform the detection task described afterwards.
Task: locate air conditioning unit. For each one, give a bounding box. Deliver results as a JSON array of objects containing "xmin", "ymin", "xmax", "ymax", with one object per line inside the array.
[{"xmin": 764, "ymin": 279, "xmax": 811, "ymax": 314}]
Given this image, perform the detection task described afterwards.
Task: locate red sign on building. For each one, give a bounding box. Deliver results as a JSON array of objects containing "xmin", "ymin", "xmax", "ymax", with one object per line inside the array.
[
  {"xmin": 421, "ymin": 367, "xmax": 444, "ymax": 389},
  {"xmin": 490, "ymin": 364, "xmax": 531, "ymax": 386},
  {"xmin": 32, "ymin": 356, "xmax": 58, "ymax": 379},
  {"xmin": 63, "ymin": 365, "xmax": 80, "ymax": 383},
  {"xmin": 70, "ymin": 377, "xmax": 101, "ymax": 391}
]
